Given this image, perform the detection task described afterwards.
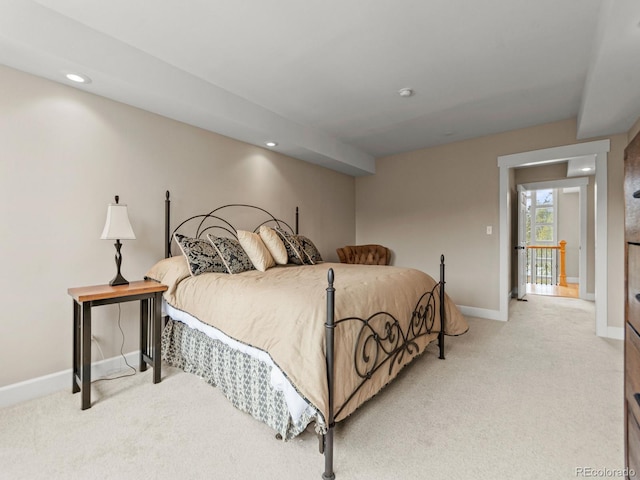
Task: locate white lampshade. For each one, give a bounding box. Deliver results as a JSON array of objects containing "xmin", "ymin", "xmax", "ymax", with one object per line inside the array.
[{"xmin": 100, "ymin": 203, "xmax": 136, "ymax": 240}]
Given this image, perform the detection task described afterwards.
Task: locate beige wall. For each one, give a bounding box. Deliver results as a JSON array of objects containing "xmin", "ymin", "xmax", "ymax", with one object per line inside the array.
[
  {"xmin": 355, "ymin": 119, "xmax": 626, "ymax": 330},
  {"xmin": 558, "ymin": 190, "xmax": 580, "ymax": 278},
  {"xmin": 0, "ymin": 65, "xmax": 355, "ymax": 387},
  {"xmin": 356, "ymin": 137, "xmax": 500, "ymax": 310}
]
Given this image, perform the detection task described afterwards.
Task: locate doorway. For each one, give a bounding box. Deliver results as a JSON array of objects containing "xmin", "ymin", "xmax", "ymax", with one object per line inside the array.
[
  {"xmin": 517, "ymin": 177, "xmax": 589, "ymax": 301},
  {"xmin": 497, "ymin": 139, "xmax": 611, "ymax": 337}
]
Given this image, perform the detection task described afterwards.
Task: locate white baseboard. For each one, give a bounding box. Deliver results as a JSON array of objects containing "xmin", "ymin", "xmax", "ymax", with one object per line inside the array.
[
  {"xmin": 566, "ymin": 276, "xmax": 579, "ymax": 284},
  {"xmin": 0, "ymin": 351, "xmax": 140, "ymax": 409},
  {"xmin": 605, "ymin": 327, "xmax": 624, "ymax": 341},
  {"xmin": 457, "ymin": 305, "xmax": 504, "ymax": 321}
]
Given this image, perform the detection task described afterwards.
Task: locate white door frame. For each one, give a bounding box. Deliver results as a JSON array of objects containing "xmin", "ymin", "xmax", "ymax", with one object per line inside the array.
[
  {"xmin": 516, "ymin": 185, "xmax": 527, "ymax": 300},
  {"xmin": 497, "ymin": 140, "xmax": 610, "ymax": 337},
  {"xmin": 519, "ymin": 177, "xmax": 590, "ymax": 300}
]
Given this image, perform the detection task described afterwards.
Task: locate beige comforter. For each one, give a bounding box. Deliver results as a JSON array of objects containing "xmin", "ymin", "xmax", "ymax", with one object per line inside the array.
[{"xmin": 146, "ymin": 256, "xmax": 468, "ymax": 423}]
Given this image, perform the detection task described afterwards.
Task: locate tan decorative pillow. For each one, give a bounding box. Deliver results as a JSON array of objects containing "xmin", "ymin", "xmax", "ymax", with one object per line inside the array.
[
  {"xmin": 237, "ymin": 230, "xmax": 276, "ymax": 272},
  {"xmin": 258, "ymin": 226, "xmax": 288, "ymax": 265},
  {"xmin": 143, "ymin": 256, "xmax": 191, "ymax": 297},
  {"xmin": 144, "ymin": 255, "xmax": 189, "ymax": 283}
]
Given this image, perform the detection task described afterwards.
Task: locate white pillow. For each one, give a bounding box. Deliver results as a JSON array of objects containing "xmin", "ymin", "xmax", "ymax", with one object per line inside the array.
[
  {"xmin": 259, "ymin": 226, "xmax": 288, "ymax": 265},
  {"xmin": 237, "ymin": 230, "xmax": 275, "ymax": 272}
]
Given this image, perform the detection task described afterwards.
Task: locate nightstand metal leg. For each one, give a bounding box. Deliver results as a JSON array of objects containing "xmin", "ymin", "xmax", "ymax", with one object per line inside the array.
[
  {"xmin": 152, "ymin": 292, "xmax": 162, "ymax": 384},
  {"xmin": 81, "ymin": 302, "xmax": 91, "ymax": 410},
  {"xmin": 72, "ymin": 300, "xmax": 80, "ymax": 394},
  {"xmin": 140, "ymin": 299, "xmax": 148, "ymax": 372}
]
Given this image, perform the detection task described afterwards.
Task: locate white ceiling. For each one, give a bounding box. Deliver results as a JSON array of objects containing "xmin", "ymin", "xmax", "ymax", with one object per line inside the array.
[{"xmin": 1, "ymin": 0, "xmax": 639, "ymax": 176}]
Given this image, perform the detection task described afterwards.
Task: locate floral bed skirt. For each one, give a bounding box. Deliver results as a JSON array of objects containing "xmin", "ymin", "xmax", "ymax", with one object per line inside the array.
[{"xmin": 162, "ymin": 318, "xmax": 319, "ymax": 440}]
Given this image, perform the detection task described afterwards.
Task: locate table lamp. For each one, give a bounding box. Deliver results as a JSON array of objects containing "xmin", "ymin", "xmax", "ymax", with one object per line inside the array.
[{"xmin": 101, "ymin": 195, "xmax": 136, "ymax": 286}]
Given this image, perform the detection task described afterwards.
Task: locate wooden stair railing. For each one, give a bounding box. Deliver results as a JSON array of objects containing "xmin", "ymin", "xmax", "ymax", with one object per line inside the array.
[{"xmin": 526, "ymin": 240, "xmax": 567, "ymax": 287}]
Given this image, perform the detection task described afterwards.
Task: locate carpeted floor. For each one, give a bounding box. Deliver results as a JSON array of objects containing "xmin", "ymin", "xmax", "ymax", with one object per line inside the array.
[{"xmin": 0, "ymin": 294, "xmax": 624, "ymax": 480}]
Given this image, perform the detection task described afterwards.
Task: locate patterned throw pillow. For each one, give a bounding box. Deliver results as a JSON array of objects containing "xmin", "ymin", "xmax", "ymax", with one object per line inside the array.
[
  {"xmin": 274, "ymin": 229, "xmax": 322, "ymax": 265},
  {"xmin": 275, "ymin": 228, "xmax": 307, "ymax": 265},
  {"xmin": 237, "ymin": 230, "xmax": 275, "ymax": 272},
  {"xmin": 174, "ymin": 233, "xmax": 227, "ymax": 276},
  {"xmin": 297, "ymin": 235, "xmax": 323, "ymax": 264},
  {"xmin": 207, "ymin": 234, "xmax": 256, "ymax": 274},
  {"xmin": 258, "ymin": 226, "xmax": 288, "ymax": 265}
]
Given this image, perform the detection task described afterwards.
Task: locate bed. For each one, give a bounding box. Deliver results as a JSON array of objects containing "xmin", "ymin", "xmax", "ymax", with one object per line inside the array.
[{"xmin": 145, "ymin": 191, "xmax": 468, "ymax": 479}]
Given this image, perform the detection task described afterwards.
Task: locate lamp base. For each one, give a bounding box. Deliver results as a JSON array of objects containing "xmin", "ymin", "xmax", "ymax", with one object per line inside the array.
[
  {"xmin": 109, "ymin": 272, "xmax": 129, "ymax": 286},
  {"xmin": 109, "ymin": 239, "xmax": 129, "ymax": 286}
]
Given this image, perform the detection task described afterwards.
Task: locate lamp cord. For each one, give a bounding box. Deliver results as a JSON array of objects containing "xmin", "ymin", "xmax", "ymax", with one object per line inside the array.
[{"xmin": 92, "ymin": 304, "xmax": 136, "ymax": 383}]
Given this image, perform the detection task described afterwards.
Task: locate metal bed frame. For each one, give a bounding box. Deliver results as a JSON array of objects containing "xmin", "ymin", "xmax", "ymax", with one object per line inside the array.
[{"xmin": 162, "ymin": 191, "xmax": 447, "ymax": 480}]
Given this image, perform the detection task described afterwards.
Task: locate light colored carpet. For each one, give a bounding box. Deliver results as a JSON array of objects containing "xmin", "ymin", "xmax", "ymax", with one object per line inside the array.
[{"xmin": 0, "ymin": 295, "xmax": 624, "ymax": 480}]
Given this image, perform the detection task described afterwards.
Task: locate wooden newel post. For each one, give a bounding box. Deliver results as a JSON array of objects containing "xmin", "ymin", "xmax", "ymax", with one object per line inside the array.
[{"xmin": 559, "ymin": 240, "xmax": 567, "ymax": 287}]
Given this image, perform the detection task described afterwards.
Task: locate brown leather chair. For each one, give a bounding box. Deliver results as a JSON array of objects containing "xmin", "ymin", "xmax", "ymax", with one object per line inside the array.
[{"xmin": 336, "ymin": 244, "xmax": 391, "ymax": 265}]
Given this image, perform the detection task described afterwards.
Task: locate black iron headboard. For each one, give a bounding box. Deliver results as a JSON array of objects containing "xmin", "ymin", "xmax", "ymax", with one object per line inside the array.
[{"xmin": 164, "ymin": 191, "xmax": 298, "ymax": 258}]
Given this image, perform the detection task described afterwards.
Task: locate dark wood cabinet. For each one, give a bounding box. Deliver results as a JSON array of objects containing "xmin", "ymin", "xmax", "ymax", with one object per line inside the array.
[{"xmin": 624, "ymin": 131, "xmax": 640, "ymax": 477}]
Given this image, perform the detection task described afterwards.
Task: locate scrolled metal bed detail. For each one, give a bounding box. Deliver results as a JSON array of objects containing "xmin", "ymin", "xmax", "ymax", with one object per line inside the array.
[
  {"xmin": 329, "ymin": 265, "xmax": 445, "ymax": 420},
  {"xmin": 164, "ymin": 190, "xmax": 298, "ymax": 256},
  {"xmin": 159, "ymin": 191, "xmax": 454, "ymax": 480},
  {"xmin": 322, "ymin": 257, "xmax": 446, "ymax": 480}
]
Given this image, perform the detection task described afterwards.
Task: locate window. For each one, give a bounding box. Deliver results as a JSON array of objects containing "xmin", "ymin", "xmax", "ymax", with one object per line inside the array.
[
  {"xmin": 525, "ymin": 188, "xmax": 558, "ymax": 284},
  {"xmin": 526, "ymin": 188, "xmax": 557, "ymax": 245}
]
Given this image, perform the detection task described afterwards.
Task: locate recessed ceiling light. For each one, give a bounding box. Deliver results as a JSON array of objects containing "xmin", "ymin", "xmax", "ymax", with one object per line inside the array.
[
  {"xmin": 398, "ymin": 88, "xmax": 414, "ymax": 97},
  {"xmin": 581, "ymin": 167, "xmax": 592, "ymax": 172},
  {"xmin": 65, "ymin": 73, "xmax": 92, "ymax": 84},
  {"xmin": 265, "ymin": 141, "xmax": 278, "ymax": 147}
]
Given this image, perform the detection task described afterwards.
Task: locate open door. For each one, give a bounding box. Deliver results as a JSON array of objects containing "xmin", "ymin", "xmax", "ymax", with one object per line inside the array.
[{"xmin": 516, "ymin": 185, "xmax": 528, "ymax": 300}]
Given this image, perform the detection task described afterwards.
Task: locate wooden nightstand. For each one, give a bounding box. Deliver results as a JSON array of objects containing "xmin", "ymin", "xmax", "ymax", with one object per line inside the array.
[{"xmin": 68, "ymin": 280, "xmax": 168, "ymax": 410}]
